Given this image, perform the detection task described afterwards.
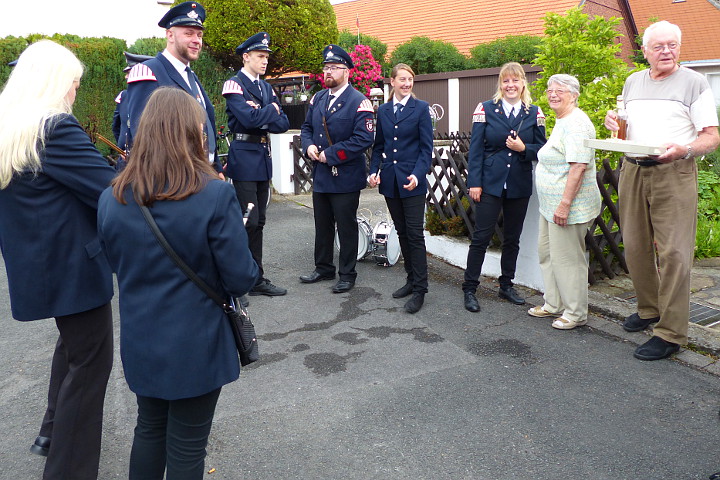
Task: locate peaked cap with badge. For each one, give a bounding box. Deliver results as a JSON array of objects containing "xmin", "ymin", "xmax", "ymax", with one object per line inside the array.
[
  {"xmin": 236, "ymin": 32, "xmax": 272, "ymax": 55},
  {"xmin": 123, "ymin": 52, "xmax": 154, "ymax": 73},
  {"xmin": 322, "ymin": 44, "xmax": 354, "ymax": 69},
  {"xmin": 158, "ymin": 1, "xmax": 206, "ymax": 29}
]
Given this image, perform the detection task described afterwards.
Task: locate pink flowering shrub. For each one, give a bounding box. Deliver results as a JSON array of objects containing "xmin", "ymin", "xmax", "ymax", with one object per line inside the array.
[{"xmin": 310, "ymin": 45, "xmax": 383, "ymax": 98}]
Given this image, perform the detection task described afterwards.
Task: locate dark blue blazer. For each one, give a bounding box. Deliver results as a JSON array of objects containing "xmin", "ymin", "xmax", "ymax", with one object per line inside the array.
[
  {"xmin": 112, "ymin": 90, "xmax": 130, "ymax": 151},
  {"xmin": 300, "ymin": 86, "xmax": 375, "ymax": 193},
  {"xmin": 125, "ymin": 53, "xmax": 219, "ymax": 170},
  {"xmin": 467, "ymin": 100, "xmax": 546, "ymax": 199},
  {"xmin": 222, "ymin": 73, "xmax": 289, "ymax": 181},
  {"xmin": 97, "ymin": 179, "xmax": 260, "ymax": 400},
  {"xmin": 370, "ymin": 96, "xmax": 433, "ymax": 198},
  {"xmin": 0, "ymin": 114, "xmax": 116, "ymax": 321}
]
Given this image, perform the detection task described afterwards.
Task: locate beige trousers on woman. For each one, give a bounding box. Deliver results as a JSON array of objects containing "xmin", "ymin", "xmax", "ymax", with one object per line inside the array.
[{"xmin": 537, "ymin": 217, "xmax": 592, "ymax": 323}]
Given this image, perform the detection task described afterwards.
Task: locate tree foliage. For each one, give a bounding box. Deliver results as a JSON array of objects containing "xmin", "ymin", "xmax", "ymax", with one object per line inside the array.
[
  {"xmin": 469, "ymin": 35, "xmax": 542, "ymax": 69},
  {"xmin": 338, "ymin": 29, "xmax": 388, "ymax": 67},
  {"xmin": 531, "ymin": 6, "xmax": 638, "ymax": 157},
  {"xmin": 389, "ymin": 36, "xmax": 468, "ymax": 74},
  {"xmin": 199, "ymin": 0, "xmax": 338, "ymax": 76}
]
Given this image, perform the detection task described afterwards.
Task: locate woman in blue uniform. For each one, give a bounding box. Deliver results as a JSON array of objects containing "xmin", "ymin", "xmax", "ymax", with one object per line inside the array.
[
  {"xmin": 369, "ymin": 63, "xmax": 433, "ymax": 313},
  {"xmin": 0, "ymin": 40, "xmax": 116, "ymax": 479},
  {"xmin": 98, "ymin": 87, "xmax": 259, "ymax": 479},
  {"xmin": 462, "ymin": 62, "xmax": 546, "ymax": 312}
]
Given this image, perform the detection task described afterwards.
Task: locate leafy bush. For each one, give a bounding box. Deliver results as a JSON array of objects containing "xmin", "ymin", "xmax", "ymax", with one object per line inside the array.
[
  {"xmin": 200, "ymin": 0, "xmax": 338, "ymax": 76},
  {"xmin": 425, "ymin": 196, "xmax": 470, "ymax": 237},
  {"xmin": 469, "ymin": 35, "xmax": 542, "ymax": 69},
  {"xmin": 695, "ymin": 216, "xmax": 720, "ymax": 259},
  {"xmin": 338, "ymin": 30, "xmax": 388, "ymax": 68},
  {"xmin": 531, "ymin": 8, "xmax": 637, "ymax": 168},
  {"xmin": 390, "ymin": 36, "xmax": 468, "ymax": 74}
]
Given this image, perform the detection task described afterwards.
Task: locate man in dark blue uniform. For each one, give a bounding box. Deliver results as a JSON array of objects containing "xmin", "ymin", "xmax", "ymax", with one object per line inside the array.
[
  {"xmin": 112, "ymin": 52, "xmax": 153, "ymax": 152},
  {"xmin": 300, "ymin": 45, "xmax": 375, "ymax": 293},
  {"xmin": 125, "ymin": 1, "xmax": 220, "ymax": 172},
  {"xmin": 222, "ymin": 32, "xmax": 289, "ymax": 297}
]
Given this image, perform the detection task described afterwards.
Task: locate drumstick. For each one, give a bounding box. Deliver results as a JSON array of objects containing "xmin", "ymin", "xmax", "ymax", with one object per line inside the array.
[{"xmin": 243, "ymin": 203, "xmax": 254, "ymax": 226}]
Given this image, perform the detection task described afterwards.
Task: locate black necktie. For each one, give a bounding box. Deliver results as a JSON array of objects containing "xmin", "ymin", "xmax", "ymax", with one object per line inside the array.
[
  {"xmin": 253, "ymin": 79, "xmax": 262, "ymax": 98},
  {"xmin": 327, "ymin": 94, "xmax": 335, "ymax": 111},
  {"xmin": 185, "ymin": 66, "xmax": 216, "ymax": 155},
  {"xmin": 395, "ymin": 103, "xmax": 403, "ymax": 118}
]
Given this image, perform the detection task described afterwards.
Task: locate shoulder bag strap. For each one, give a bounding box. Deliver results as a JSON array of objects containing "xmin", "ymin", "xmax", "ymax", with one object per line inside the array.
[{"xmin": 139, "ymin": 205, "xmax": 232, "ymax": 311}]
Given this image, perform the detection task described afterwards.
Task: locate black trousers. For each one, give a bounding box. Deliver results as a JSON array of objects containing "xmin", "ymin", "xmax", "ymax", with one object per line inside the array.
[
  {"xmin": 385, "ymin": 194, "xmax": 428, "ymax": 293},
  {"xmin": 42, "ymin": 302, "xmax": 113, "ymax": 480},
  {"xmin": 233, "ymin": 180, "xmax": 269, "ymax": 284},
  {"xmin": 463, "ymin": 191, "xmax": 530, "ymax": 293},
  {"xmin": 129, "ymin": 388, "xmax": 222, "ymax": 480},
  {"xmin": 312, "ymin": 190, "xmax": 361, "ymax": 282}
]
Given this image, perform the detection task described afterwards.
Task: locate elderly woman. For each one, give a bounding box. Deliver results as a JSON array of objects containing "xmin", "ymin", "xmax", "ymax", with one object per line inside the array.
[
  {"xmin": 529, "ymin": 74, "xmax": 601, "ymax": 329},
  {"xmin": 463, "ymin": 62, "xmax": 546, "ymax": 312},
  {"xmin": 0, "ymin": 40, "xmax": 116, "ymax": 479}
]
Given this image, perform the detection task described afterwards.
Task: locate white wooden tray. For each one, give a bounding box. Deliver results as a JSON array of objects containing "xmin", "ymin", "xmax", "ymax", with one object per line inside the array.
[{"xmin": 584, "ymin": 138, "xmax": 667, "ymax": 156}]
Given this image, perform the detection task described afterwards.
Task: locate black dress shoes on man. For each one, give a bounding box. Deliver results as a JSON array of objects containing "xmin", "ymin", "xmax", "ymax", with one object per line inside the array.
[
  {"xmin": 633, "ymin": 335, "xmax": 680, "ymax": 361},
  {"xmin": 249, "ymin": 279, "xmax": 287, "ymax": 296},
  {"xmin": 404, "ymin": 293, "xmax": 424, "ymax": 314},
  {"xmin": 623, "ymin": 312, "xmax": 660, "ymax": 332},
  {"xmin": 709, "ymin": 471, "xmax": 720, "ymax": 480},
  {"xmin": 498, "ymin": 286, "xmax": 525, "ymax": 305},
  {"xmin": 464, "ymin": 292, "xmax": 480, "ymax": 312},
  {"xmin": 299, "ymin": 271, "xmax": 335, "ymax": 283},
  {"xmin": 332, "ymin": 280, "xmax": 354, "ymax": 293},
  {"xmin": 30, "ymin": 436, "xmax": 51, "ymax": 457},
  {"xmin": 392, "ymin": 282, "xmax": 413, "ymax": 299}
]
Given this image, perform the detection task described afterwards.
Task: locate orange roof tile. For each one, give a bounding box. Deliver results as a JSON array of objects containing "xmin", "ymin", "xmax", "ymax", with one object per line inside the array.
[
  {"xmin": 334, "ymin": 0, "xmax": 585, "ymax": 56},
  {"xmin": 627, "ymin": 0, "xmax": 720, "ymax": 61}
]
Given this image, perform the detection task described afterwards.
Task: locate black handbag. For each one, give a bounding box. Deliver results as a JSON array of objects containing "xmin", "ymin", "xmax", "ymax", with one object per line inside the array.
[{"xmin": 139, "ymin": 205, "xmax": 259, "ymax": 366}]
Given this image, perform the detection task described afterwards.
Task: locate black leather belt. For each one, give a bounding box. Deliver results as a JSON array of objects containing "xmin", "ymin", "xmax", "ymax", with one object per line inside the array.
[
  {"xmin": 625, "ymin": 157, "xmax": 660, "ymax": 167},
  {"xmin": 234, "ymin": 133, "xmax": 268, "ymax": 143}
]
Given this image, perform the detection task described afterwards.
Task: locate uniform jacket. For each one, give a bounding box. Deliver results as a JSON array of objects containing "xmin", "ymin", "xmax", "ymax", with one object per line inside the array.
[
  {"xmin": 370, "ymin": 96, "xmax": 433, "ymax": 198},
  {"xmin": 125, "ymin": 53, "xmax": 219, "ymax": 170},
  {"xmin": 97, "ymin": 179, "xmax": 260, "ymax": 400},
  {"xmin": 112, "ymin": 90, "xmax": 130, "ymax": 151},
  {"xmin": 0, "ymin": 114, "xmax": 116, "ymax": 321},
  {"xmin": 300, "ymin": 86, "xmax": 375, "ymax": 193},
  {"xmin": 222, "ymin": 73, "xmax": 290, "ymax": 181},
  {"xmin": 467, "ymin": 100, "xmax": 546, "ymax": 199}
]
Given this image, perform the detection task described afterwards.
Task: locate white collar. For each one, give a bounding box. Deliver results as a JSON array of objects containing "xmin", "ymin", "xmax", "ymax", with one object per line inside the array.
[
  {"xmin": 501, "ymin": 98, "xmax": 521, "ymax": 117},
  {"xmin": 162, "ymin": 49, "xmax": 191, "ymax": 77},
  {"xmin": 393, "ymin": 95, "xmax": 411, "ymax": 107},
  {"xmin": 328, "ymin": 82, "xmax": 350, "ymax": 98},
  {"xmin": 240, "ymin": 68, "xmax": 261, "ymax": 83}
]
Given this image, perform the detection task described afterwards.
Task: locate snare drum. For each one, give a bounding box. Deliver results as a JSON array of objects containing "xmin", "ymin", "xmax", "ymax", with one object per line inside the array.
[
  {"xmin": 335, "ymin": 217, "xmax": 372, "ymax": 261},
  {"xmin": 371, "ymin": 221, "xmax": 401, "ymax": 266}
]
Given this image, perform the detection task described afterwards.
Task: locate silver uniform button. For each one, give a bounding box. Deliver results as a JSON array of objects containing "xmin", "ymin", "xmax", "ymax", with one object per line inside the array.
[{"xmin": 393, "ymin": 149, "xmax": 397, "ymax": 152}]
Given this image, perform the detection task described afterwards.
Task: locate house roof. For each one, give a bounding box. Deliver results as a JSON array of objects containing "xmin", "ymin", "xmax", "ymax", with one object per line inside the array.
[
  {"xmin": 627, "ymin": 0, "xmax": 720, "ymax": 61},
  {"xmin": 334, "ymin": 0, "xmax": 584, "ymax": 56}
]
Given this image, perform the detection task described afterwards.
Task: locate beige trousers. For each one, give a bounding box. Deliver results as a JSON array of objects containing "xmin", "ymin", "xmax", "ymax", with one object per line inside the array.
[
  {"xmin": 618, "ymin": 158, "xmax": 697, "ymax": 345},
  {"xmin": 537, "ymin": 217, "xmax": 592, "ymax": 323}
]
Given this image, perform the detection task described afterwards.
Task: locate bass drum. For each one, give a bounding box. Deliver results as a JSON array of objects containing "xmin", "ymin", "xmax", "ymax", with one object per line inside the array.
[
  {"xmin": 371, "ymin": 221, "xmax": 401, "ymax": 266},
  {"xmin": 334, "ymin": 218, "xmax": 373, "ymax": 261}
]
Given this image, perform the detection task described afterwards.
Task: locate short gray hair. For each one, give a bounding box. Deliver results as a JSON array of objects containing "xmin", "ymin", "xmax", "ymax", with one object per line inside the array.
[
  {"xmin": 643, "ymin": 21, "xmax": 682, "ymax": 47},
  {"xmin": 546, "ymin": 74, "xmax": 580, "ymax": 105}
]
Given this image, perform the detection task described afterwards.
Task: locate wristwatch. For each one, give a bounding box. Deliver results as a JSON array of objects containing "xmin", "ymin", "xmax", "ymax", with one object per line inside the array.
[{"xmin": 681, "ymin": 145, "xmax": 694, "ymax": 160}]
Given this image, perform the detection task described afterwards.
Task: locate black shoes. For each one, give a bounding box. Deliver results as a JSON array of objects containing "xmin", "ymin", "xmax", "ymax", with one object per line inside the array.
[
  {"xmin": 498, "ymin": 286, "xmax": 525, "ymax": 305},
  {"xmin": 709, "ymin": 471, "xmax": 720, "ymax": 480},
  {"xmin": 392, "ymin": 283, "xmax": 413, "ymax": 299},
  {"xmin": 623, "ymin": 313, "xmax": 660, "ymax": 332},
  {"xmin": 332, "ymin": 280, "xmax": 354, "ymax": 293},
  {"xmin": 30, "ymin": 436, "xmax": 50, "ymax": 457},
  {"xmin": 634, "ymin": 336, "xmax": 680, "ymax": 361},
  {"xmin": 404, "ymin": 293, "xmax": 424, "ymax": 314},
  {"xmin": 464, "ymin": 292, "xmax": 480, "ymax": 312},
  {"xmin": 299, "ymin": 271, "xmax": 335, "ymax": 283},
  {"xmin": 249, "ymin": 279, "xmax": 287, "ymax": 296}
]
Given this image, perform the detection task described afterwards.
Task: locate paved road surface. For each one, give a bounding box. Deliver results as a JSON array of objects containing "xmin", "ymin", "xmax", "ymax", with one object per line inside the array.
[{"xmin": 1, "ymin": 194, "xmax": 719, "ymax": 479}]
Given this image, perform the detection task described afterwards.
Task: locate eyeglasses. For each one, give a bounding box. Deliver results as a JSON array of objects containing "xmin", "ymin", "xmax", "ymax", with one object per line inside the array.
[
  {"xmin": 545, "ymin": 89, "xmax": 568, "ymax": 96},
  {"xmin": 322, "ymin": 66, "xmax": 348, "ymax": 73},
  {"xmin": 649, "ymin": 42, "xmax": 679, "ymax": 53}
]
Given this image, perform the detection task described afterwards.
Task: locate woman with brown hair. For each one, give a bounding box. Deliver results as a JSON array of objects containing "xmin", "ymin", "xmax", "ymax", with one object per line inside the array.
[{"xmin": 97, "ymin": 87, "xmax": 259, "ymax": 479}]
